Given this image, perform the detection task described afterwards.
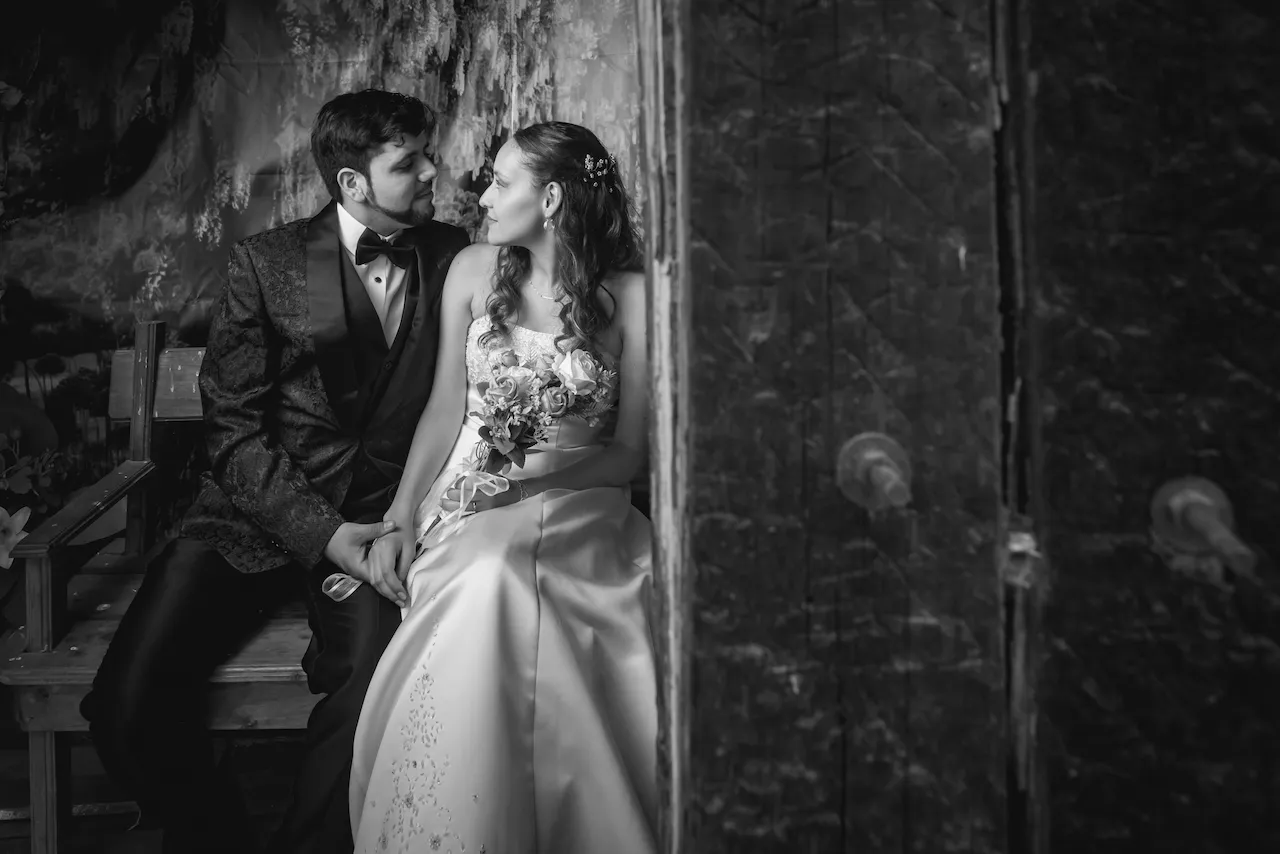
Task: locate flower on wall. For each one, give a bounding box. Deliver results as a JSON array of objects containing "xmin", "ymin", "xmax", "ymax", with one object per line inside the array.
[
  {"xmin": 0, "ymin": 505, "xmax": 30, "ymax": 569},
  {"xmin": 0, "ymin": 81, "xmax": 22, "ymax": 111}
]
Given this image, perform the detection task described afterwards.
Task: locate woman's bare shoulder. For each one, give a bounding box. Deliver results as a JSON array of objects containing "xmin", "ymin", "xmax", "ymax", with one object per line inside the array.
[
  {"xmin": 450, "ymin": 242, "xmax": 500, "ymax": 277},
  {"xmin": 604, "ymin": 268, "xmax": 645, "ymax": 290},
  {"xmin": 601, "ymin": 269, "xmax": 645, "ymax": 316},
  {"xmin": 445, "ymin": 243, "xmax": 501, "ymax": 314}
]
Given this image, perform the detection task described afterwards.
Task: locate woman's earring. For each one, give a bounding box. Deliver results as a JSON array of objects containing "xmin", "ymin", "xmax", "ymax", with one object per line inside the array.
[{"xmin": 543, "ymin": 218, "xmax": 554, "ymax": 231}]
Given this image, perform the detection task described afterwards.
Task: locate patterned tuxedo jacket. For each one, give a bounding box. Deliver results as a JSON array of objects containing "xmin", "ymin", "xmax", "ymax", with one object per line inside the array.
[{"xmin": 178, "ymin": 201, "xmax": 471, "ymax": 573}]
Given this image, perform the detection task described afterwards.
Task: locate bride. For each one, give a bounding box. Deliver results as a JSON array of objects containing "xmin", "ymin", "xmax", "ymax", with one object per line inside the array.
[{"xmin": 349, "ymin": 121, "xmax": 659, "ymax": 853}]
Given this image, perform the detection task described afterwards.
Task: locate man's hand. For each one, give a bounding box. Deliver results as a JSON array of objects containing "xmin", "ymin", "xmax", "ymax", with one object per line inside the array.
[{"xmin": 323, "ymin": 520, "xmax": 407, "ymax": 606}]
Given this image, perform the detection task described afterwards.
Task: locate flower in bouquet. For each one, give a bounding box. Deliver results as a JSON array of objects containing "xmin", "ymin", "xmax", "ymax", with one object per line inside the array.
[
  {"xmin": 550, "ymin": 347, "xmax": 619, "ymax": 426},
  {"xmin": 539, "ymin": 385, "xmax": 572, "ymax": 418},
  {"xmin": 554, "ymin": 349, "xmax": 600, "ymax": 395},
  {"xmin": 474, "ymin": 352, "xmax": 552, "ymax": 468}
]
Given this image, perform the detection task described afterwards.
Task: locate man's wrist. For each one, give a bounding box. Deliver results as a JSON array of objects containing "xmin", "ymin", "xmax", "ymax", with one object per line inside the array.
[{"xmin": 318, "ymin": 519, "xmax": 346, "ymax": 564}]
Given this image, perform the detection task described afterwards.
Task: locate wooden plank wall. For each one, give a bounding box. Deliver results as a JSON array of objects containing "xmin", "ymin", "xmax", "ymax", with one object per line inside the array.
[
  {"xmin": 678, "ymin": 0, "xmax": 1005, "ymax": 849},
  {"xmin": 1033, "ymin": 1, "xmax": 1280, "ymax": 850}
]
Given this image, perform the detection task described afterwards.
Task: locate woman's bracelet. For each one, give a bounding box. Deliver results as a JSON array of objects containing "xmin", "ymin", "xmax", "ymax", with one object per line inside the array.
[{"xmin": 516, "ymin": 480, "xmax": 530, "ymax": 502}]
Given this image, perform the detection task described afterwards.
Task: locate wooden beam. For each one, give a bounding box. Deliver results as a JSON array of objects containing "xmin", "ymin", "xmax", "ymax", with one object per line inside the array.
[
  {"xmin": 27, "ymin": 732, "xmax": 68, "ymax": 854},
  {"xmin": 126, "ymin": 321, "xmax": 164, "ymax": 559},
  {"xmin": 993, "ymin": 0, "xmax": 1049, "ymax": 846},
  {"xmin": 1, "ymin": 613, "xmax": 312, "ymax": 687},
  {"xmin": 12, "ymin": 462, "xmax": 156, "ymax": 560},
  {"xmin": 636, "ymin": 0, "xmax": 694, "ymax": 850},
  {"xmin": 13, "ymin": 683, "xmax": 317, "ymax": 732}
]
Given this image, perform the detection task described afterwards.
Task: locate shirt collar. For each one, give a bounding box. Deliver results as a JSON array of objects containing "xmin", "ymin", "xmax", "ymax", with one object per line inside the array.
[{"xmin": 336, "ymin": 201, "xmax": 404, "ymax": 260}]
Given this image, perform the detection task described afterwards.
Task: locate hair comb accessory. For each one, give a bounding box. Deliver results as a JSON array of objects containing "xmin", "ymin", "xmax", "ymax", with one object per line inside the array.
[{"xmin": 582, "ymin": 153, "xmax": 617, "ymax": 190}]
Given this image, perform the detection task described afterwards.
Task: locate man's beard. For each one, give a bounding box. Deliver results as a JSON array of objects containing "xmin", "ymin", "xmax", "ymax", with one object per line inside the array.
[{"xmin": 367, "ymin": 186, "xmax": 433, "ymax": 227}]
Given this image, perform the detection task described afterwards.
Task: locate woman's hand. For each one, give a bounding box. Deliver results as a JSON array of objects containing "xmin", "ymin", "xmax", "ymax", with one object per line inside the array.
[
  {"xmin": 366, "ymin": 535, "xmax": 410, "ymax": 607},
  {"xmin": 367, "ymin": 508, "xmax": 417, "ymax": 606},
  {"xmin": 439, "ymin": 475, "xmax": 530, "ymax": 515}
]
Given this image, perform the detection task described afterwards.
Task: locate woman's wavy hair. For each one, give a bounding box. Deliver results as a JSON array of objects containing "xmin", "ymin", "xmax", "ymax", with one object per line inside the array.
[{"xmin": 482, "ymin": 121, "xmax": 642, "ymax": 354}]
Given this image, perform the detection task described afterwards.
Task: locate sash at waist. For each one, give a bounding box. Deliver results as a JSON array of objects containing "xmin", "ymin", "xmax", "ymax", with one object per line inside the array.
[{"xmin": 461, "ymin": 413, "xmax": 607, "ymax": 454}]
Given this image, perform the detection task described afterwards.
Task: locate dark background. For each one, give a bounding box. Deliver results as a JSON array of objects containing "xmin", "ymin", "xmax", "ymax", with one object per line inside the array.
[
  {"xmin": 1035, "ymin": 1, "xmax": 1280, "ymax": 850},
  {"xmin": 2, "ymin": 0, "xmax": 1279, "ymax": 851}
]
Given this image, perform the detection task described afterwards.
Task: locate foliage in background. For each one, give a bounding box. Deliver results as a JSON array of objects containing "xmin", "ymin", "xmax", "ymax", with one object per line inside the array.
[
  {"xmin": 0, "ymin": 0, "xmax": 639, "ymax": 525},
  {"xmin": 0, "ymin": 0, "xmax": 638, "ymax": 345}
]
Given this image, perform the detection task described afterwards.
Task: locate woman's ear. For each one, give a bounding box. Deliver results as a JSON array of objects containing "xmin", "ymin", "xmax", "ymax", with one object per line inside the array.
[{"xmin": 542, "ymin": 181, "xmax": 564, "ymax": 220}]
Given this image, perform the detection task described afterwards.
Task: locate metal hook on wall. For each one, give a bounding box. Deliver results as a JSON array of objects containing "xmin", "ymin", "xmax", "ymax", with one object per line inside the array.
[
  {"xmin": 836, "ymin": 432, "xmax": 913, "ymax": 512},
  {"xmin": 1150, "ymin": 476, "xmax": 1257, "ymax": 578}
]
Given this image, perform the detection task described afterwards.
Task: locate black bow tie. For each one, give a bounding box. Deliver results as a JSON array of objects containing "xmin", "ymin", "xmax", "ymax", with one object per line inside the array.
[{"xmin": 354, "ymin": 228, "xmax": 416, "ymax": 269}]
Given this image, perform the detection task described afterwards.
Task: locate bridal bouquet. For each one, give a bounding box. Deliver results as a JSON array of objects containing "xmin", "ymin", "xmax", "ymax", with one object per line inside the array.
[
  {"xmin": 323, "ymin": 345, "xmax": 617, "ymax": 602},
  {"xmin": 428, "ymin": 345, "xmax": 618, "ymax": 533}
]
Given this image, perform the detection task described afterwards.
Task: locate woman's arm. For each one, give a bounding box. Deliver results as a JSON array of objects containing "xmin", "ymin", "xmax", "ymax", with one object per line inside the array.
[
  {"xmin": 524, "ymin": 270, "xmax": 650, "ymax": 495},
  {"xmin": 373, "ymin": 243, "xmax": 495, "ymax": 588},
  {"xmin": 389, "ymin": 243, "xmax": 494, "ymax": 519}
]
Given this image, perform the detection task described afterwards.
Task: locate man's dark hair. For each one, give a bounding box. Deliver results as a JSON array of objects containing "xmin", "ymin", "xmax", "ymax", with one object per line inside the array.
[{"xmin": 310, "ymin": 89, "xmax": 436, "ymax": 200}]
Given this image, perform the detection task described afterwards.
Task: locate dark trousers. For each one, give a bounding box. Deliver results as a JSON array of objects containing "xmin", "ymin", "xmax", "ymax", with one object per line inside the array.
[{"xmin": 81, "ymin": 536, "xmax": 401, "ymax": 854}]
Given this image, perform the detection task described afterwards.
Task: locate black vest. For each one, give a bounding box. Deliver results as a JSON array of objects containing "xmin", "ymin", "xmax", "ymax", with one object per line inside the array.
[{"xmin": 334, "ymin": 236, "xmax": 441, "ymax": 520}]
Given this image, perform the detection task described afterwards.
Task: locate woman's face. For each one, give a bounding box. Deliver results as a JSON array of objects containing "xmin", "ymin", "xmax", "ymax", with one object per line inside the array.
[{"xmin": 479, "ymin": 140, "xmax": 549, "ymax": 246}]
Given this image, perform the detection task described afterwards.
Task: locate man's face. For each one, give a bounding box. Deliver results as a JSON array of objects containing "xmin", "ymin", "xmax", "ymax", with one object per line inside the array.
[{"xmin": 351, "ymin": 132, "xmax": 438, "ymax": 229}]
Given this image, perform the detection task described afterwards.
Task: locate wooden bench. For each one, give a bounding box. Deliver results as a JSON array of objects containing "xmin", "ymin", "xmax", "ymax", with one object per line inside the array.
[{"xmin": 0, "ymin": 320, "xmax": 316, "ymax": 854}]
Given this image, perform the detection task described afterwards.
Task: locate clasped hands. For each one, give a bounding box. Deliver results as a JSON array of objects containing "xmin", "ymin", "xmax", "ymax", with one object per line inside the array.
[{"xmin": 322, "ymin": 473, "xmax": 531, "ymax": 606}]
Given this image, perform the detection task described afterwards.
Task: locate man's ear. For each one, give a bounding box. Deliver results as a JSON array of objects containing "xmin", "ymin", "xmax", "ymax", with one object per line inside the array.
[{"xmin": 337, "ymin": 167, "xmax": 369, "ymax": 203}]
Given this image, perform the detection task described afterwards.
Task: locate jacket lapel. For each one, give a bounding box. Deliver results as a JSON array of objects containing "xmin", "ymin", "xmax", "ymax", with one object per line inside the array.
[
  {"xmin": 406, "ymin": 221, "xmax": 453, "ymax": 314},
  {"xmin": 305, "ymin": 202, "xmax": 362, "ymax": 431}
]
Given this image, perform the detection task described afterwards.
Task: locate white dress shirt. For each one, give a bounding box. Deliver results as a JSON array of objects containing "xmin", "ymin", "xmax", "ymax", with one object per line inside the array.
[{"xmin": 336, "ymin": 202, "xmax": 410, "ymax": 347}]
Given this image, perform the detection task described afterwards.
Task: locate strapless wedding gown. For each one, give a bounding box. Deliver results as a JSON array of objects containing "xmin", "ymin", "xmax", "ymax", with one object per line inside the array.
[{"xmin": 349, "ymin": 317, "xmax": 658, "ymax": 854}]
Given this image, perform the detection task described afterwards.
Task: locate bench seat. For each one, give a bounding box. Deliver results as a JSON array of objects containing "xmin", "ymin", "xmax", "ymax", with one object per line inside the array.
[{"xmin": 2, "ymin": 562, "xmax": 318, "ymax": 732}]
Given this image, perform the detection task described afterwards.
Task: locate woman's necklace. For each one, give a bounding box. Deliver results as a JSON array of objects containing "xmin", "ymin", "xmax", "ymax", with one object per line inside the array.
[{"xmin": 531, "ymin": 280, "xmax": 566, "ymax": 303}]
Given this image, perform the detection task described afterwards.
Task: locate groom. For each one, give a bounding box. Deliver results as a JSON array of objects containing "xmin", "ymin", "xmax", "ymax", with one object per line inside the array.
[{"xmin": 80, "ymin": 89, "xmax": 470, "ymax": 854}]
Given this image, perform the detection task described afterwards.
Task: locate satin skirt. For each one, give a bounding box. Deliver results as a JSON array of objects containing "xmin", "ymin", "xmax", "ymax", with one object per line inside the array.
[{"xmin": 350, "ymin": 421, "xmax": 658, "ymax": 854}]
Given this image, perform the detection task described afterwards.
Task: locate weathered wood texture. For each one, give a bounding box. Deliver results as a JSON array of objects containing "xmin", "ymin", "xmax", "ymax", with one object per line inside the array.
[
  {"xmin": 688, "ymin": 0, "xmax": 1004, "ymax": 849},
  {"xmin": 1033, "ymin": 1, "xmax": 1280, "ymax": 849},
  {"xmin": 637, "ymin": 0, "xmax": 695, "ymax": 851}
]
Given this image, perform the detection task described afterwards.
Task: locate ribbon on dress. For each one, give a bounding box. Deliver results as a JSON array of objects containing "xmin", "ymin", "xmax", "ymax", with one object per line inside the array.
[{"xmin": 434, "ymin": 469, "xmax": 511, "ymax": 528}]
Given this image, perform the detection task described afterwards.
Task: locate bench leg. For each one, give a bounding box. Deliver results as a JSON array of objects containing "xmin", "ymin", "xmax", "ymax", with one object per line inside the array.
[{"xmin": 29, "ymin": 732, "xmax": 69, "ymax": 854}]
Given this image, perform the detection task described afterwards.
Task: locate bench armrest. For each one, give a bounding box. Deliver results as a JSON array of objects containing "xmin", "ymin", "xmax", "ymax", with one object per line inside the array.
[{"xmin": 12, "ymin": 460, "xmax": 157, "ymax": 560}]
